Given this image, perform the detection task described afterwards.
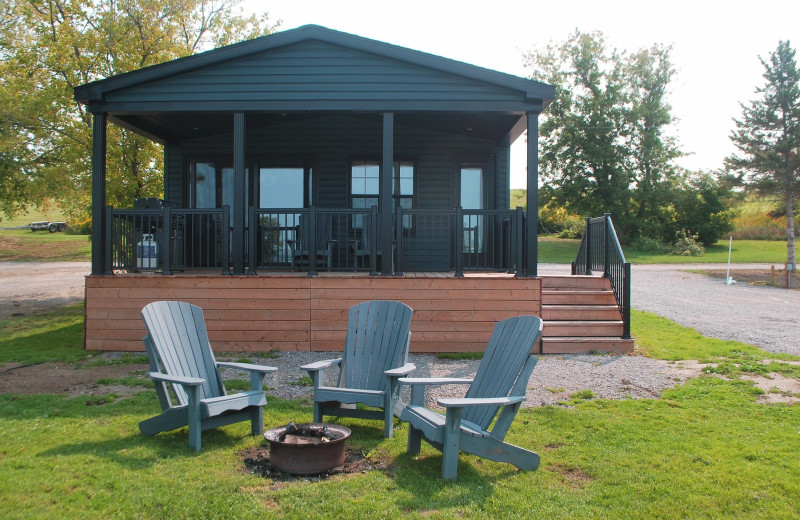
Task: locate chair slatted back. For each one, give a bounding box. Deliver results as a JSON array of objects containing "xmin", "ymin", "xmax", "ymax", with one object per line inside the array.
[
  {"xmin": 141, "ymin": 301, "xmax": 226, "ymax": 406},
  {"xmin": 338, "ymin": 300, "xmax": 413, "ymax": 391},
  {"xmin": 298, "ymin": 213, "xmax": 332, "ymax": 252},
  {"xmin": 463, "ymin": 316, "xmax": 543, "ymax": 430}
]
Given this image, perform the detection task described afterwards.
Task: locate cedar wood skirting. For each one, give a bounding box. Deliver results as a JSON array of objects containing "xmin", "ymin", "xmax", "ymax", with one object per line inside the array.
[{"xmin": 84, "ymin": 273, "xmax": 541, "ymax": 353}]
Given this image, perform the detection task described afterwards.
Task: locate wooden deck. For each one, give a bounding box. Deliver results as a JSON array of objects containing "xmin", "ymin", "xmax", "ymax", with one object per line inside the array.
[{"xmin": 84, "ymin": 271, "xmax": 542, "ymax": 353}]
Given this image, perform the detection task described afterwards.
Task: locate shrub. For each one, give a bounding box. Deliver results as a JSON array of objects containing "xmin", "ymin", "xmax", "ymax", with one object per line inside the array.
[
  {"xmin": 671, "ymin": 229, "xmax": 705, "ymax": 256},
  {"xmin": 630, "ymin": 236, "xmax": 672, "ymax": 254}
]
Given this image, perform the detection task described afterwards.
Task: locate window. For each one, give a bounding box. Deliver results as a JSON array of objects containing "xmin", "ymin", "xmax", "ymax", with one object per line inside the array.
[{"xmin": 350, "ymin": 160, "xmax": 414, "ymax": 229}]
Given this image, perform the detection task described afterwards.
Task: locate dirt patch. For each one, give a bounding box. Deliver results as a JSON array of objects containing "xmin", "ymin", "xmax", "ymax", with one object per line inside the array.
[
  {"xmin": 549, "ymin": 464, "xmax": 594, "ymax": 488},
  {"xmin": 0, "ymin": 261, "xmax": 88, "ymax": 320},
  {"xmin": 696, "ymin": 268, "xmax": 800, "ymax": 290},
  {"xmin": 0, "ymin": 360, "xmax": 149, "ymax": 397},
  {"xmin": 741, "ymin": 372, "xmax": 800, "ymax": 404},
  {"xmin": 240, "ymin": 444, "xmax": 392, "ymax": 486}
]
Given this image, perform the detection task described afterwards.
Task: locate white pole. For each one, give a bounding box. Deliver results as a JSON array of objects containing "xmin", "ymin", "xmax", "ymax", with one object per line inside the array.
[{"xmin": 725, "ymin": 236, "xmax": 733, "ymax": 285}]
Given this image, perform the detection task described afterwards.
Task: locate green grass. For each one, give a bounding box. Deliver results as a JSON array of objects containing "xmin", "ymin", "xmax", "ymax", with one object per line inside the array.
[
  {"xmin": 1, "ymin": 306, "xmax": 800, "ymax": 518},
  {"xmin": 539, "ymin": 237, "xmax": 788, "ymax": 265},
  {"xmin": 0, "ymin": 304, "xmax": 89, "ymax": 364},
  {"xmin": 0, "ymin": 205, "xmax": 68, "ymax": 228}
]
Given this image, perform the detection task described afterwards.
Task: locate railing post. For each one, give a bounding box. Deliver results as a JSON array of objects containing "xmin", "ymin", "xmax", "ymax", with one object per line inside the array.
[
  {"xmin": 394, "ymin": 206, "xmax": 404, "ymax": 276},
  {"xmin": 221, "ymin": 206, "xmax": 230, "ymax": 275},
  {"xmin": 308, "ymin": 206, "xmax": 318, "ymax": 277},
  {"xmin": 455, "ymin": 206, "xmax": 464, "ymax": 277},
  {"xmin": 104, "ymin": 206, "xmax": 113, "ymax": 275},
  {"xmin": 248, "ymin": 206, "xmax": 257, "ymax": 275},
  {"xmin": 369, "ymin": 206, "xmax": 379, "ymax": 276},
  {"xmin": 604, "ymin": 213, "xmax": 611, "ymax": 278},
  {"xmin": 514, "ymin": 207, "xmax": 524, "ymax": 277},
  {"xmin": 622, "ymin": 262, "xmax": 632, "ymax": 339},
  {"xmin": 584, "ymin": 216, "xmax": 592, "ymax": 275},
  {"xmin": 161, "ymin": 206, "xmax": 172, "ymax": 275}
]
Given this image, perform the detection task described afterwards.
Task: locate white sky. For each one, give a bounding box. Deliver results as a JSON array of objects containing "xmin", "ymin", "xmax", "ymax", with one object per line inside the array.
[{"xmin": 244, "ymin": 0, "xmax": 800, "ymax": 188}]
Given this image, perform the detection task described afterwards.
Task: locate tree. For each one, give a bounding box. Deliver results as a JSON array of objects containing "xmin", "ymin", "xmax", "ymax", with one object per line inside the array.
[
  {"xmin": 0, "ymin": 0, "xmax": 277, "ymax": 222},
  {"xmin": 728, "ymin": 40, "xmax": 800, "ymax": 267},
  {"xmin": 523, "ymin": 31, "xmax": 683, "ymax": 242}
]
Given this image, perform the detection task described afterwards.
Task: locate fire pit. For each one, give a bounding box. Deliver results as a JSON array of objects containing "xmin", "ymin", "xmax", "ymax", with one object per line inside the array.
[{"xmin": 264, "ymin": 422, "xmax": 351, "ymax": 475}]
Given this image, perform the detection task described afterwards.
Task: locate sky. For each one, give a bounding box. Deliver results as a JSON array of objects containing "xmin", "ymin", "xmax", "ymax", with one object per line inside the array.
[{"xmin": 244, "ymin": 0, "xmax": 800, "ymax": 188}]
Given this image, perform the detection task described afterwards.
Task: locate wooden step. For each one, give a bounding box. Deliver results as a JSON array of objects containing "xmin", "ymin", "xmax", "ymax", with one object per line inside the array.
[
  {"xmin": 542, "ymin": 304, "xmax": 621, "ymax": 321},
  {"xmin": 542, "ymin": 290, "xmax": 617, "ymax": 305},
  {"xmin": 544, "ymin": 320, "xmax": 623, "ymax": 337},
  {"xmin": 542, "ymin": 337, "xmax": 635, "ymax": 354},
  {"xmin": 541, "ymin": 276, "xmax": 610, "ymax": 290}
]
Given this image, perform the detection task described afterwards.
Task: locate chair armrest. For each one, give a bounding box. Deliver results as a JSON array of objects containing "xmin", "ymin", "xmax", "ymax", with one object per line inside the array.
[
  {"xmin": 385, "ymin": 363, "xmax": 416, "ymax": 377},
  {"xmin": 148, "ymin": 372, "xmax": 205, "ymax": 387},
  {"xmin": 216, "ymin": 361, "xmax": 277, "ymax": 374},
  {"xmin": 437, "ymin": 396, "xmax": 525, "ymax": 408},
  {"xmin": 301, "ymin": 358, "xmax": 342, "ymax": 372},
  {"xmin": 398, "ymin": 377, "xmax": 473, "ymax": 387}
]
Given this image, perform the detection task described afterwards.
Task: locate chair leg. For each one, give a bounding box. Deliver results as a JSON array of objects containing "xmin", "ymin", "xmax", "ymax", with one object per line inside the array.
[
  {"xmin": 251, "ymin": 406, "xmax": 264, "ymax": 436},
  {"xmin": 407, "ymin": 426, "xmax": 422, "ymax": 455},
  {"xmin": 187, "ymin": 386, "xmax": 202, "ymax": 451},
  {"xmin": 442, "ymin": 407, "xmax": 463, "ymax": 480},
  {"xmin": 313, "ymin": 402, "xmax": 323, "ymax": 423}
]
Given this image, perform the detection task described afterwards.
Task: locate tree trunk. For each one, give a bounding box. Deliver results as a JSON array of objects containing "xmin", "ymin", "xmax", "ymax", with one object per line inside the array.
[{"xmin": 786, "ymin": 189, "xmax": 796, "ymax": 268}]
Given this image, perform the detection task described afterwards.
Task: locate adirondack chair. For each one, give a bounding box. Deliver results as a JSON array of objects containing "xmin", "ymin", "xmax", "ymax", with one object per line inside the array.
[
  {"xmin": 301, "ymin": 300, "xmax": 415, "ymax": 438},
  {"xmin": 397, "ymin": 315, "xmax": 543, "ymax": 479},
  {"xmin": 349, "ymin": 219, "xmax": 382, "ymax": 273},
  {"xmin": 139, "ymin": 301, "xmax": 278, "ymax": 450},
  {"xmin": 289, "ymin": 213, "xmax": 336, "ymax": 272}
]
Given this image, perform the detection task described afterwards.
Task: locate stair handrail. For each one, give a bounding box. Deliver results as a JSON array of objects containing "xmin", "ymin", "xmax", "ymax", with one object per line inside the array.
[{"xmin": 571, "ymin": 213, "xmax": 631, "ymax": 339}]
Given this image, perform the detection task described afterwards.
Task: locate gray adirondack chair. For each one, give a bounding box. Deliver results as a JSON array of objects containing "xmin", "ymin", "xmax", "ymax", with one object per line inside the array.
[
  {"xmin": 289, "ymin": 213, "xmax": 336, "ymax": 271},
  {"xmin": 301, "ymin": 300, "xmax": 415, "ymax": 438},
  {"xmin": 397, "ymin": 315, "xmax": 543, "ymax": 479},
  {"xmin": 139, "ymin": 301, "xmax": 277, "ymax": 450}
]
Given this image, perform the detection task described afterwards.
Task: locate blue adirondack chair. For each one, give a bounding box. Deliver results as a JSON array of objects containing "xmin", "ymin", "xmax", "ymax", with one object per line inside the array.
[
  {"xmin": 301, "ymin": 300, "xmax": 415, "ymax": 438},
  {"xmin": 397, "ymin": 315, "xmax": 543, "ymax": 479},
  {"xmin": 139, "ymin": 301, "xmax": 278, "ymax": 450},
  {"xmin": 289, "ymin": 213, "xmax": 336, "ymax": 271}
]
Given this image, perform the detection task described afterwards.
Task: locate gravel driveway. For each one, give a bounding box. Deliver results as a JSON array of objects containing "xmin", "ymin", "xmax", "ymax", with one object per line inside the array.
[{"xmin": 2, "ymin": 261, "xmax": 796, "ymax": 405}]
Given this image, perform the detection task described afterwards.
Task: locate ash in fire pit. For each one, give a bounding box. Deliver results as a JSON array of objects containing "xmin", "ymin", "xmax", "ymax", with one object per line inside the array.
[{"xmin": 264, "ymin": 422, "xmax": 351, "ymax": 475}]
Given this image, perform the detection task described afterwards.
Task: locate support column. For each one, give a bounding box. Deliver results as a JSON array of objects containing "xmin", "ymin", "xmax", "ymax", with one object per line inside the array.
[
  {"xmin": 525, "ymin": 113, "xmax": 539, "ymax": 277},
  {"xmin": 91, "ymin": 113, "xmax": 108, "ymax": 275},
  {"xmin": 381, "ymin": 113, "xmax": 394, "ymax": 276},
  {"xmin": 232, "ymin": 112, "xmax": 246, "ymax": 275}
]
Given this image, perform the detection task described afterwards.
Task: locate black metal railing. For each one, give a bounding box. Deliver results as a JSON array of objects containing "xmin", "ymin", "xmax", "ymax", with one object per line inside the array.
[
  {"xmin": 572, "ymin": 213, "xmax": 631, "ymax": 338},
  {"xmin": 106, "ymin": 205, "xmax": 528, "ymax": 276},
  {"xmin": 107, "ymin": 206, "xmax": 229, "ymax": 274}
]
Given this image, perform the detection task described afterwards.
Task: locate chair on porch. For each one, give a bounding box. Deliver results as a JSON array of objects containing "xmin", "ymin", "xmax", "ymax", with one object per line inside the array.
[
  {"xmin": 397, "ymin": 315, "xmax": 543, "ymax": 479},
  {"xmin": 289, "ymin": 213, "xmax": 336, "ymax": 272},
  {"xmin": 349, "ymin": 219, "xmax": 383, "ymax": 272},
  {"xmin": 139, "ymin": 301, "xmax": 278, "ymax": 450},
  {"xmin": 301, "ymin": 300, "xmax": 415, "ymax": 437}
]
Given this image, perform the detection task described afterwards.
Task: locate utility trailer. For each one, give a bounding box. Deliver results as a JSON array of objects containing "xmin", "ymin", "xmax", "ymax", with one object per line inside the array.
[{"xmin": 29, "ymin": 221, "xmax": 67, "ymax": 233}]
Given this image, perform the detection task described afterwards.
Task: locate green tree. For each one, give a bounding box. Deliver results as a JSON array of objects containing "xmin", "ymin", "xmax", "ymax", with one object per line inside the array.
[
  {"xmin": 669, "ymin": 172, "xmax": 735, "ymax": 247},
  {"xmin": 728, "ymin": 40, "xmax": 800, "ymax": 267},
  {"xmin": 0, "ymin": 0, "xmax": 276, "ymax": 222},
  {"xmin": 524, "ymin": 31, "xmax": 682, "ymax": 242}
]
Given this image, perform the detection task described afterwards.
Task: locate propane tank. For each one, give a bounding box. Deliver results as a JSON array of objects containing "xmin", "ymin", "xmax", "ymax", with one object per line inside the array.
[{"xmin": 137, "ymin": 233, "xmax": 158, "ymax": 269}]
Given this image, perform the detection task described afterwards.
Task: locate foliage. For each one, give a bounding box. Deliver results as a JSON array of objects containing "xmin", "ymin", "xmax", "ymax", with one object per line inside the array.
[
  {"xmin": 0, "ymin": 0, "xmax": 277, "ymax": 223},
  {"xmin": 525, "ymin": 31, "xmax": 682, "ymax": 243},
  {"xmin": 670, "ymin": 229, "xmax": 705, "ymax": 257},
  {"xmin": 727, "ymin": 40, "xmax": 800, "ymax": 266},
  {"xmin": 668, "ymin": 172, "xmax": 736, "ymax": 246},
  {"xmin": 732, "ymin": 197, "xmax": 797, "ymax": 240}
]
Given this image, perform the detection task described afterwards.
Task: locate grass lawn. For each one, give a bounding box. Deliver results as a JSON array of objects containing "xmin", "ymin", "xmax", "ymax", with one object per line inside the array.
[
  {"xmin": 1, "ymin": 309, "xmax": 799, "ymax": 518},
  {"xmin": 539, "ymin": 237, "xmax": 788, "ymax": 265}
]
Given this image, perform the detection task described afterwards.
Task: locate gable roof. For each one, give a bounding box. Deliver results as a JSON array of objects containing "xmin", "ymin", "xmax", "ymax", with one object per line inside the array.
[{"xmin": 74, "ymin": 24, "xmax": 553, "ymax": 111}]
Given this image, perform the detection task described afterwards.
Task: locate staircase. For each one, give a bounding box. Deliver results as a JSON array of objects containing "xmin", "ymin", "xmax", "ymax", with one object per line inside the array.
[{"xmin": 540, "ymin": 275, "xmax": 634, "ymax": 353}]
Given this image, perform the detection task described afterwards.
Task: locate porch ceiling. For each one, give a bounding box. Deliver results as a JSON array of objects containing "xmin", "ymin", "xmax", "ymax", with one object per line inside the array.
[{"xmin": 110, "ymin": 110, "xmax": 526, "ymax": 146}]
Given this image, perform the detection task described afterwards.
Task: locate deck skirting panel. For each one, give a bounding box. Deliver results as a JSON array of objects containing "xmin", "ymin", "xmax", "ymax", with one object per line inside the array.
[{"xmin": 84, "ymin": 274, "xmax": 542, "ymax": 353}]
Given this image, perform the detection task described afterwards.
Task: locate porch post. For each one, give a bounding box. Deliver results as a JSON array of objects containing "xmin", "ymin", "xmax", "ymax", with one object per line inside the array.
[
  {"xmin": 232, "ymin": 112, "xmax": 246, "ymax": 275},
  {"xmin": 525, "ymin": 112, "xmax": 540, "ymax": 277},
  {"xmin": 381, "ymin": 112, "xmax": 394, "ymax": 276},
  {"xmin": 91, "ymin": 112, "xmax": 108, "ymax": 275}
]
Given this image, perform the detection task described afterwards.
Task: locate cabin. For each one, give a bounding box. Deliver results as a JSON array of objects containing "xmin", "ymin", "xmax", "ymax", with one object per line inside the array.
[{"xmin": 74, "ymin": 25, "xmax": 632, "ymax": 354}]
